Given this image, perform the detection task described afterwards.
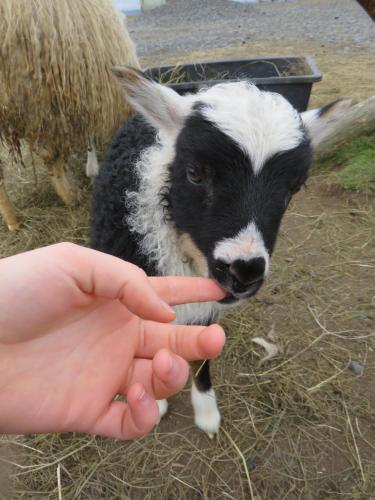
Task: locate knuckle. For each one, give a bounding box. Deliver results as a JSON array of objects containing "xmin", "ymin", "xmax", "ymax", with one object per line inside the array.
[
  {"xmin": 132, "ymin": 265, "xmax": 148, "ymax": 280},
  {"xmin": 164, "ymin": 276, "xmax": 175, "ymax": 303},
  {"xmin": 168, "ymin": 329, "xmax": 180, "ymax": 354},
  {"xmin": 169, "ymin": 327, "xmax": 191, "ymax": 359}
]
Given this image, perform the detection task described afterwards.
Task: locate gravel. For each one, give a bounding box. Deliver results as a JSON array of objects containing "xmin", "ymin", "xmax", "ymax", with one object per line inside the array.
[{"xmin": 127, "ymin": 0, "xmax": 375, "ymax": 60}]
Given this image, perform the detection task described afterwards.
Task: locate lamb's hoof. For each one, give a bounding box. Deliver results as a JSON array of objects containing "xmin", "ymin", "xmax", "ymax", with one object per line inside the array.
[
  {"xmin": 156, "ymin": 399, "xmax": 168, "ymax": 423},
  {"xmin": 194, "ymin": 408, "xmax": 221, "ymax": 437},
  {"xmin": 191, "ymin": 386, "xmax": 221, "ymax": 436}
]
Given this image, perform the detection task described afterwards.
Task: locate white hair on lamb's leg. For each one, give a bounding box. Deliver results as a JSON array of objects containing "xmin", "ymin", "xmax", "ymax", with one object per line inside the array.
[
  {"xmin": 191, "ymin": 383, "xmax": 221, "ymax": 438},
  {"xmin": 156, "ymin": 398, "xmax": 168, "ymax": 423}
]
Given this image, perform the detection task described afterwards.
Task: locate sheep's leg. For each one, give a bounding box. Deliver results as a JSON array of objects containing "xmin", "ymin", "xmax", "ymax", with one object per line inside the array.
[
  {"xmin": 40, "ymin": 150, "xmax": 79, "ymax": 206},
  {"xmin": 0, "ymin": 161, "xmax": 19, "ymax": 231},
  {"xmin": 49, "ymin": 159, "xmax": 79, "ymax": 206},
  {"xmin": 191, "ymin": 360, "xmax": 221, "ymax": 438},
  {"xmin": 86, "ymin": 139, "xmax": 100, "ymax": 179}
]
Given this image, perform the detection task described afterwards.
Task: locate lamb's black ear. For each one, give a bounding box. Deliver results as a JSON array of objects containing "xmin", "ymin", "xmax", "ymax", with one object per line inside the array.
[
  {"xmin": 112, "ymin": 65, "xmax": 188, "ymax": 132},
  {"xmin": 301, "ymin": 99, "xmax": 352, "ymax": 146}
]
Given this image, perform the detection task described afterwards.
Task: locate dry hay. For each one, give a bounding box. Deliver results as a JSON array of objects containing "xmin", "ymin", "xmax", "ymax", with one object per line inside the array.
[
  {"xmin": 1, "ymin": 164, "xmax": 374, "ymax": 500},
  {"xmin": 0, "ymin": 146, "xmax": 91, "ymax": 257},
  {"xmin": 0, "ymin": 42, "xmax": 375, "ymax": 499},
  {"xmin": 149, "ymin": 57, "xmax": 311, "ymax": 88},
  {"xmin": 0, "ymin": 0, "xmax": 139, "ymax": 159}
]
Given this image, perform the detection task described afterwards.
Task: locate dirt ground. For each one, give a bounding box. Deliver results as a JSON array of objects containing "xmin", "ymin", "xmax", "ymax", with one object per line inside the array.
[{"xmin": 0, "ymin": 39, "xmax": 375, "ymax": 499}]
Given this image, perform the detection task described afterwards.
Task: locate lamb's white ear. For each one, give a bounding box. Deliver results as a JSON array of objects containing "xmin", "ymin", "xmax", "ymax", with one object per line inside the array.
[
  {"xmin": 301, "ymin": 99, "xmax": 352, "ymax": 147},
  {"xmin": 112, "ymin": 65, "xmax": 188, "ymax": 132}
]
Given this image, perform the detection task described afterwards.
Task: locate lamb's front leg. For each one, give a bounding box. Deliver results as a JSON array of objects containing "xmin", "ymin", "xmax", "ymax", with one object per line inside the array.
[
  {"xmin": 155, "ymin": 312, "xmax": 221, "ymax": 433},
  {"xmin": 190, "ymin": 359, "xmax": 221, "ymax": 437},
  {"xmin": 156, "ymin": 360, "xmax": 221, "ymax": 435}
]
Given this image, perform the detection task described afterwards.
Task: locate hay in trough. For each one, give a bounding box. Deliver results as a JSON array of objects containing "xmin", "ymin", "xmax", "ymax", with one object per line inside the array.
[{"xmin": 0, "ymin": 0, "xmax": 139, "ymax": 159}]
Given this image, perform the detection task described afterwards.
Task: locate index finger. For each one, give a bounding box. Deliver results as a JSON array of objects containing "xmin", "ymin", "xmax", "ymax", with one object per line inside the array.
[{"xmin": 149, "ymin": 276, "xmax": 226, "ymax": 306}]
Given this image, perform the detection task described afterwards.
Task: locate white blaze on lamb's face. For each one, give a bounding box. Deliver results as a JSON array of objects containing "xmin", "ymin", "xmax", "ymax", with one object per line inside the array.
[
  {"xmin": 213, "ymin": 221, "xmax": 270, "ymax": 274},
  {"xmin": 199, "ymin": 82, "xmax": 305, "ymax": 174}
]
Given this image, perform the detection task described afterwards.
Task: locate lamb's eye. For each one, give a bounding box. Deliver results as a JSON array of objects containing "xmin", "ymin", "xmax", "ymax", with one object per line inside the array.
[{"xmin": 187, "ymin": 168, "xmax": 203, "ymax": 185}]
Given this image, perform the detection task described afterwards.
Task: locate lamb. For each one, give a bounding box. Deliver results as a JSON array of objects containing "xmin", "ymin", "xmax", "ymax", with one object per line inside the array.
[{"xmin": 91, "ymin": 66, "xmax": 345, "ymax": 436}]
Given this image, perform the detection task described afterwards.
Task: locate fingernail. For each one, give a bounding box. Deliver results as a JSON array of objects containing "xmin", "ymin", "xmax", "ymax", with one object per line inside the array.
[
  {"xmin": 137, "ymin": 386, "xmax": 151, "ymax": 406},
  {"xmin": 160, "ymin": 300, "xmax": 175, "ymax": 316},
  {"xmin": 139, "ymin": 391, "xmax": 152, "ymax": 407}
]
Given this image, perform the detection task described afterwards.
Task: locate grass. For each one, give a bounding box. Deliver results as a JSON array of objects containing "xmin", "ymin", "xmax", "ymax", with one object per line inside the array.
[{"xmin": 316, "ymin": 135, "xmax": 375, "ymax": 193}]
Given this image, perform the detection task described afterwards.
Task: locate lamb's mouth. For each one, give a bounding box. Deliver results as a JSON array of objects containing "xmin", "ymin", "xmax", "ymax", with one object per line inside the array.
[
  {"xmin": 217, "ymin": 279, "xmax": 264, "ymax": 305},
  {"xmin": 218, "ymin": 294, "xmax": 240, "ymax": 305}
]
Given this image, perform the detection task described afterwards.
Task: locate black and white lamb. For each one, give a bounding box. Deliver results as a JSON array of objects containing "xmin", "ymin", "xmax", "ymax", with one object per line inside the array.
[{"xmin": 91, "ymin": 66, "xmax": 344, "ymax": 436}]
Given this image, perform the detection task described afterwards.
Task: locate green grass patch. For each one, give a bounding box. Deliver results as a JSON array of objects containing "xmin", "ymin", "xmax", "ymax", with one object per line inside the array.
[{"xmin": 316, "ymin": 135, "xmax": 375, "ymax": 193}]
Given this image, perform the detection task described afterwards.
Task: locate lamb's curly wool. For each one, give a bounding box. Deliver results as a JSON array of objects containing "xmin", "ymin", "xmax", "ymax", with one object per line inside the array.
[{"xmin": 91, "ymin": 115, "xmax": 157, "ymax": 272}]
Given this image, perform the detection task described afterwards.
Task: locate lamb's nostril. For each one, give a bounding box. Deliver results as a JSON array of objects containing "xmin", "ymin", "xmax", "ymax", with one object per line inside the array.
[{"xmin": 229, "ymin": 258, "xmax": 265, "ymax": 287}]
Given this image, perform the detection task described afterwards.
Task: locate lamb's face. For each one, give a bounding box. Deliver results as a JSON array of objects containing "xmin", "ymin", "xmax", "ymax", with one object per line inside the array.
[
  {"xmin": 169, "ymin": 84, "xmax": 311, "ymax": 303},
  {"xmin": 113, "ymin": 66, "xmax": 347, "ymax": 304}
]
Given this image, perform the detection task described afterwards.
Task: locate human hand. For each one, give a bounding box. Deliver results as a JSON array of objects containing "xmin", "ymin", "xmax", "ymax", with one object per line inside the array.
[{"xmin": 0, "ymin": 243, "xmax": 225, "ymax": 439}]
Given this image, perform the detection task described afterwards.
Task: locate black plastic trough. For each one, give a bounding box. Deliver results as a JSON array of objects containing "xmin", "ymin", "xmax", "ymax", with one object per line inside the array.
[{"xmin": 145, "ymin": 56, "xmax": 322, "ymax": 112}]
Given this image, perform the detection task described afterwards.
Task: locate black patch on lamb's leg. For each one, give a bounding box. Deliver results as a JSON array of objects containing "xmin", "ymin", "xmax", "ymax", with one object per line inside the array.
[{"xmin": 191, "ymin": 360, "xmax": 212, "ymax": 392}]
